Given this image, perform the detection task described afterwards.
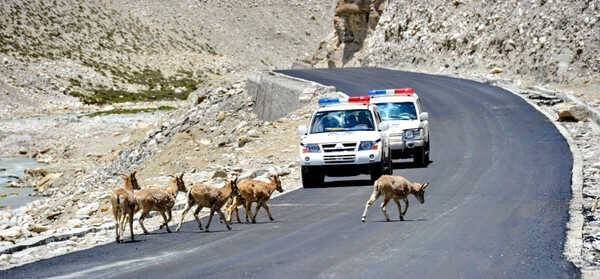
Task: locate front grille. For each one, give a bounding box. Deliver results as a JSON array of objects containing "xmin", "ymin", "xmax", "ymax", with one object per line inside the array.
[
  {"xmin": 321, "ymin": 142, "xmax": 357, "ymax": 153},
  {"xmin": 323, "ymin": 154, "xmax": 356, "ymax": 164}
]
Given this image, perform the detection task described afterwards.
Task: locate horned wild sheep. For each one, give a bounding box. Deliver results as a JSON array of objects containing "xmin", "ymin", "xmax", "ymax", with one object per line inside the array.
[
  {"xmin": 110, "ymin": 171, "xmax": 141, "ymax": 243},
  {"xmin": 176, "ymin": 176, "xmax": 239, "ymax": 232},
  {"xmin": 227, "ymin": 174, "xmax": 283, "ymax": 224},
  {"xmin": 361, "ymin": 175, "xmax": 429, "ymax": 222},
  {"xmin": 134, "ymin": 173, "xmax": 187, "ymax": 233}
]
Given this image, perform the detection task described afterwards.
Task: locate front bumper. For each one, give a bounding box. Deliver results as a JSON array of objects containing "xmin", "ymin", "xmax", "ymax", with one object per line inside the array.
[
  {"xmin": 299, "ymin": 149, "xmax": 382, "ymax": 166},
  {"xmin": 388, "ymin": 136, "xmax": 425, "ymax": 151}
]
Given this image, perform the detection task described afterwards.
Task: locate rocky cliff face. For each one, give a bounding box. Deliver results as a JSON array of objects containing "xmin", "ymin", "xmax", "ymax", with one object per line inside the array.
[
  {"xmin": 308, "ymin": 0, "xmax": 386, "ymax": 68},
  {"xmin": 363, "ymin": 1, "xmax": 599, "ymax": 86},
  {"xmin": 312, "ymin": 0, "xmax": 599, "ymax": 91}
]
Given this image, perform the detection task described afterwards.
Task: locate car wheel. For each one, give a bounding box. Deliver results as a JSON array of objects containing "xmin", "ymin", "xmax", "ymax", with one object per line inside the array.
[
  {"xmin": 385, "ymin": 154, "xmax": 393, "ymax": 174},
  {"xmin": 370, "ymin": 163, "xmax": 383, "ymax": 182},
  {"xmin": 415, "ymin": 147, "xmax": 427, "ymax": 167},
  {"xmin": 302, "ymin": 166, "xmax": 322, "ymax": 188}
]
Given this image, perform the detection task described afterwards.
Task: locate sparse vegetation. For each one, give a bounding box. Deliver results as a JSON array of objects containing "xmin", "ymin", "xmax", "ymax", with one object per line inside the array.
[{"xmin": 86, "ymin": 106, "xmax": 175, "ymax": 117}]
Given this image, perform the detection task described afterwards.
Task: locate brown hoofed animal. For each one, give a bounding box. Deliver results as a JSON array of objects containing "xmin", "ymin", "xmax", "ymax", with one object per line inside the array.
[
  {"xmin": 361, "ymin": 175, "xmax": 429, "ymax": 222},
  {"xmin": 176, "ymin": 177, "xmax": 239, "ymax": 232},
  {"xmin": 110, "ymin": 171, "xmax": 141, "ymax": 243},
  {"xmin": 134, "ymin": 173, "xmax": 187, "ymax": 233},
  {"xmin": 227, "ymin": 174, "xmax": 283, "ymax": 224}
]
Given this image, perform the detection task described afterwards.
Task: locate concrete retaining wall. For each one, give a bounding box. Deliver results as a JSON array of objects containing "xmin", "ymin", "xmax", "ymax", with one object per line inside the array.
[{"xmin": 246, "ymin": 72, "xmax": 336, "ymax": 121}]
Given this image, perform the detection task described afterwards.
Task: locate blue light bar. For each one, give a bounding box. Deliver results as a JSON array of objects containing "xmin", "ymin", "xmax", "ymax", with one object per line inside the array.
[
  {"xmin": 368, "ymin": 89, "xmax": 387, "ymax": 96},
  {"xmin": 318, "ymin": 97, "xmax": 340, "ymax": 106}
]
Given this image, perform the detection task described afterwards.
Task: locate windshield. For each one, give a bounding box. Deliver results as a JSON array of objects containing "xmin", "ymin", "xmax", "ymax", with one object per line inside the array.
[
  {"xmin": 375, "ymin": 102, "xmax": 417, "ymax": 121},
  {"xmin": 310, "ymin": 109, "xmax": 375, "ymax": 133}
]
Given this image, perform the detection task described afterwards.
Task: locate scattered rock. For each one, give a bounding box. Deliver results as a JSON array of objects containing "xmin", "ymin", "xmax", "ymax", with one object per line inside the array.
[
  {"xmin": 490, "ymin": 68, "xmax": 503, "ymax": 74},
  {"xmin": 36, "ymin": 173, "xmax": 63, "ymax": 191},
  {"xmin": 237, "ymin": 137, "xmax": 251, "ymax": 147},
  {"xmin": 29, "ymin": 225, "xmax": 48, "ymax": 233},
  {"xmin": 217, "ymin": 111, "xmax": 226, "ymax": 122},
  {"xmin": 211, "ymin": 169, "xmax": 228, "ymax": 179},
  {"xmin": 554, "ymin": 102, "xmax": 589, "ymax": 122},
  {"xmin": 25, "ymin": 168, "xmax": 48, "ymax": 178},
  {"xmin": 0, "ymin": 226, "xmax": 24, "ymax": 242}
]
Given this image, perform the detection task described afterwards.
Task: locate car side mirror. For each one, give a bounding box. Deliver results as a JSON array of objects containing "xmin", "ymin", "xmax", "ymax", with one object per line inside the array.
[
  {"xmin": 378, "ymin": 122, "xmax": 389, "ymax": 132},
  {"xmin": 297, "ymin": 125, "xmax": 308, "ymax": 136},
  {"xmin": 420, "ymin": 112, "xmax": 429, "ymax": 121}
]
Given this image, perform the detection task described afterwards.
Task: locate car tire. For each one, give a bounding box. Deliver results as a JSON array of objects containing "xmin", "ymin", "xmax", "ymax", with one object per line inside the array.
[
  {"xmin": 302, "ymin": 166, "xmax": 323, "ymax": 188},
  {"xmin": 415, "ymin": 147, "xmax": 427, "ymax": 167},
  {"xmin": 370, "ymin": 163, "xmax": 383, "ymax": 182}
]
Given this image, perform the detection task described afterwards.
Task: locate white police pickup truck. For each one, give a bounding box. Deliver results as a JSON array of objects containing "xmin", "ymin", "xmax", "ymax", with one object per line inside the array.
[
  {"xmin": 369, "ymin": 88, "xmax": 430, "ymax": 166},
  {"xmin": 297, "ymin": 96, "xmax": 392, "ymax": 188}
]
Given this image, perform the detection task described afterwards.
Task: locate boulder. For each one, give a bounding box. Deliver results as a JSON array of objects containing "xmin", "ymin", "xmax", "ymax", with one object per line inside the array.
[
  {"xmin": 36, "ymin": 172, "xmax": 63, "ymax": 191},
  {"xmin": 554, "ymin": 102, "xmax": 589, "ymax": 122},
  {"xmin": 0, "ymin": 226, "xmax": 24, "ymax": 242}
]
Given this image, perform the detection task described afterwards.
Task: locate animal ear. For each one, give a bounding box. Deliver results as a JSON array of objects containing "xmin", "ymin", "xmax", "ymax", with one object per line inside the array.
[
  {"xmin": 421, "ymin": 182, "xmax": 429, "ymax": 190},
  {"xmin": 179, "ymin": 172, "xmax": 184, "ymax": 179}
]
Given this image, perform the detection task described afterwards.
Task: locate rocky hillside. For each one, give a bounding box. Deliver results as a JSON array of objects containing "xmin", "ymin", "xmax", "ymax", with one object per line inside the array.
[
  {"xmin": 0, "ymin": 0, "xmax": 333, "ymax": 119},
  {"xmin": 311, "ymin": 0, "xmax": 599, "ymax": 97}
]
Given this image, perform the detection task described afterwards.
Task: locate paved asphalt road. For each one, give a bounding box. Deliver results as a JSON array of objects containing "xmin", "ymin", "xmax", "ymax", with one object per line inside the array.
[{"xmin": 3, "ymin": 68, "xmax": 579, "ymax": 278}]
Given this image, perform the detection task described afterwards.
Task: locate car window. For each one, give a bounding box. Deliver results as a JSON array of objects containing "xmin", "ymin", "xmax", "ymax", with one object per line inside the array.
[
  {"xmin": 375, "ymin": 102, "xmax": 418, "ymax": 121},
  {"xmin": 310, "ymin": 109, "xmax": 375, "ymax": 133}
]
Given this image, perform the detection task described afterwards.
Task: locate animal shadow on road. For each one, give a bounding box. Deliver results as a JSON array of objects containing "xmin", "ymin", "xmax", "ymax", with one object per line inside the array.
[
  {"xmin": 320, "ymin": 179, "xmax": 373, "ymax": 188},
  {"xmin": 392, "ymin": 160, "xmax": 434, "ymax": 170},
  {"xmin": 372, "ymin": 218, "xmax": 427, "ymax": 223}
]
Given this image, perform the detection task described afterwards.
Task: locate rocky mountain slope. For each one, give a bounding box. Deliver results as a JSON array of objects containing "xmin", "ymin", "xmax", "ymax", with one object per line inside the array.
[
  {"xmin": 310, "ymin": 0, "xmax": 599, "ymax": 103},
  {"xmin": 0, "ymin": 0, "xmax": 333, "ymax": 119}
]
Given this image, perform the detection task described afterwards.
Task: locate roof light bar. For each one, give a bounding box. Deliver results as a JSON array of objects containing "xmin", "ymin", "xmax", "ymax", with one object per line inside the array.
[
  {"xmin": 368, "ymin": 88, "xmax": 415, "ymax": 97},
  {"xmin": 318, "ymin": 97, "xmax": 340, "ymax": 107},
  {"xmin": 368, "ymin": 89, "xmax": 387, "ymax": 96},
  {"xmin": 348, "ymin": 96, "xmax": 370, "ymax": 104}
]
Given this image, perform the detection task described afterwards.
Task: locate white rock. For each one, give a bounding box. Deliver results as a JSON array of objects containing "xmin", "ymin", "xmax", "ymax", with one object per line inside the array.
[
  {"xmin": 0, "ymin": 226, "xmax": 24, "ymax": 241},
  {"xmin": 67, "ymin": 219, "xmax": 85, "ymax": 228},
  {"xmin": 76, "ymin": 202, "xmax": 100, "ymax": 217}
]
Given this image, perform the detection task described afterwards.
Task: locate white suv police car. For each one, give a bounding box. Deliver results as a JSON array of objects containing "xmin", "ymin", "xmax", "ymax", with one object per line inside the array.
[
  {"xmin": 297, "ymin": 96, "xmax": 392, "ymax": 188},
  {"xmin": 369, "ymin": 88, "xmax": 430, "ymax": 166}
]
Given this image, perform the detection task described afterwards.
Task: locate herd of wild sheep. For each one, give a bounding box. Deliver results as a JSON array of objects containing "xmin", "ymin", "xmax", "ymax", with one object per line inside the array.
[{"xmin": 110, "ymin": 171, "xmax": 429, "ymax": 243}]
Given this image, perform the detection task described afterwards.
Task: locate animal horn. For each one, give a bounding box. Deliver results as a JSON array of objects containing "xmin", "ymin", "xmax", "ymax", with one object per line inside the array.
[{"xmin": 421, "ymin": 182, "xmax": 430, "ymax": 190}]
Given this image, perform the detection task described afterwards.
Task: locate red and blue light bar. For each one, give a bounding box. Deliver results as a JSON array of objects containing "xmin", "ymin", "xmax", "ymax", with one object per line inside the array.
[
  {"xmin": 368, "ymin": 87, "xmax": 414, "ymax": 97},
  {"xmin": 318, "ymin": 96, "xmax": 371, "ymax": 106}
]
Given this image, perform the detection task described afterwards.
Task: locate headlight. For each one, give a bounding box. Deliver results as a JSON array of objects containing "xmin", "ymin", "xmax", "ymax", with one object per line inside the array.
[
  {"xmin": 301, "ymin": 144, "xmax": 320, "ymax": 153},
  {"xmin": 358, "ymin": 141, "xmax": 378, "ymax": 151},
  {"xmin": 404, "ymin": 128, "xmax": 423, "ymax": 140}
]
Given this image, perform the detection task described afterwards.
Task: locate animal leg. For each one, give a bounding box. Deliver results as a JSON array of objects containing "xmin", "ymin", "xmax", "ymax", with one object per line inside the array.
[
  {"xmin": 402, "ymin": 197, "xmax": 409, "ymax": 216},
  {"xmin": 205, "ymin": 209, "xmax": 215, "ymax": 232},
  {"xmin": 361, "ymin": 188, "xmax": 380, "ymax": 222},
  {"xmin": 262, "ymin": 202, "xmax": 275, "ymax": 221},
  {"xmin": 193, "ymin": 206, "xmax": 204, "ymax": 231},
  {"xmin": 217, "ymin": 209, "xmax": 231, "ymax": 231},
  {"xmin": 393, "ymin": 199, "xmax": 404, "ymax": 221},
  {"xmin": 113, "ymin": 207, "xmax": 121, "ymax": 243},
  {"xmin": 159, "ymin": 209, "xmax": 171, "ymax": 230},
  {"xmin": 159, "ymin": 211, "xmax": 172, "ymax": 233},
  {"xmin": 244, "ymin": 200, "xmax": 253, "ymax": 223},
  {"xmin": 138, "ymin": 211, "xmax": 150, "ymax": 234},
  {"xmin": 252, "ymin": 202, "xmax": 262, "ymax": 223},
  {"xmin": 226, "ymin": 197, "xmax": 238, "ymax": 223},
  {"xmin": 177, "ymin": 204, "xmax": 192, "ymax": 232},
  {"xmin": 127, "ymin": 212, "xmax": 135, "ymax": 242},
  {"xmin": 381, "ymin": 197, "xmax": 391, "ymax": 222}
]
